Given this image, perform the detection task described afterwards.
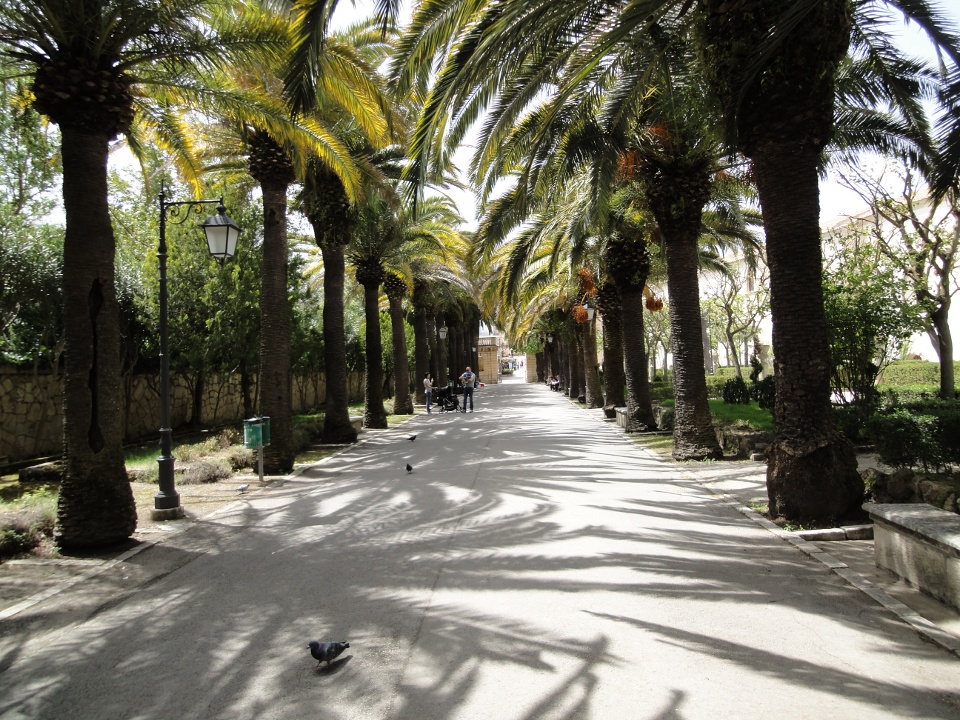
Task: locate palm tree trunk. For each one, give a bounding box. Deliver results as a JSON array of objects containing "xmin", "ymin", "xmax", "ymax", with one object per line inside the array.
[
  {"xmin": 318, "ymin": 240, "xmax": 356, "ymax": 443},
  {"xmin": 753, "ymin": 145, "xmax": 862, "ymax": 519},
  {"xmin": 259, "ymin": 181, "xmax": 294, "ymax": 473},
  {"xmin": 56, "ymin": 126, "xmax": 136, "ymax": 548},
  {"xmin": 362, "ymin": 282, "xmax": 388, "ymax": 428},
  {"xmin": 601, "ymin": 307, "xmax": 626, "ymax": 407},
  {"xmin": 568, "ymin": 330, "xmax": 583, "ymax": 400},
  {"xmin": 664, "ymin": 230, "xmax": 722, "ymax": 460},
  {"xmin": 620, "ymin": 287, "xmax": 656, "ymax": 432},
  {"xmin": 389, "ymin": 295, "xmax": 413, "ymax": 414},
  {"xmin": 582, "ymin": 317, "xmax": 603, "ymax": 408},
  {"xmin": 413, "ymin": 303, "xmax": 429, "ymax": 404}
]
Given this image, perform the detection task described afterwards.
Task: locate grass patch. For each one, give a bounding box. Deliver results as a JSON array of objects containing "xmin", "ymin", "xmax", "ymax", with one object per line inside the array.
[
  {"xmin": 630, "ymin": 431, "xmax": 675, "ymax": 458},
  {"xmin": 0, "ymin": 488, "xmax": 57, "ymax": 559},
  {"xmin": 708, "ymin": 400, "xmax": 773, "ymax": 431},
  {"xmin": 656, "ymin": 399, "xmax": 773, "ymax": 431}
]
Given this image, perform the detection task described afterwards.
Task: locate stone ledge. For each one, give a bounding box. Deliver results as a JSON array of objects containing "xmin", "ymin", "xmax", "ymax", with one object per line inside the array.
[
  {"xmin": 864, "ymin": 503, "xmax": 960, "ymax": 557},
  {"xmin": 864, "ymin": 502, "xmax": 960, "ymax": 613}
]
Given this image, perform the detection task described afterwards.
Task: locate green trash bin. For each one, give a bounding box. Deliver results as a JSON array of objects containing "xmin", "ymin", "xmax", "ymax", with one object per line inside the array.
[
  {"xmin": 260, "ymin": 416, "xmax": 271, "ymax": 446},
  {"xmin": 243, "ymin": 418, "xmax": 262, "ymax": 449}
]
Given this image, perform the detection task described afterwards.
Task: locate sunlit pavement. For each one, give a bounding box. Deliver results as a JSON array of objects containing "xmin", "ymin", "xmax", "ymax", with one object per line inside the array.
[{"xmin": 1, "ymin": 379, "xmax": 959, "ymax": 719}]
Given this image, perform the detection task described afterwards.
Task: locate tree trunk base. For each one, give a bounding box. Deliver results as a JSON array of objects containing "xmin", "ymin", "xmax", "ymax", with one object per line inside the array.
[
  {"xmin": 672, "ymin": 443, "xmax": 722, "ymax": 461},
  {"xmin": 322, "ymin": 419, "xmax": 358, "ymax": 444},
  {"xmin": 55, "ymin": 474, "xmax": 137, "ymax": 549},
  {"xmin": 767, "ymin": 435, "xmax": 863, "ymax": 523}
]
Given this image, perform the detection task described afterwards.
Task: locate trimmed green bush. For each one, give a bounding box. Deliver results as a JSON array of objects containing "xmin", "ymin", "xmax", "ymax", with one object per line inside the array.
[
  {"xmin": 865, "ymin": 403, "xmax": 960, "ymax": 471},
  {"xmin": 723, "ymin": 376, "xmax": 752, "ymax": 404},
  {"xmin": 834, "ymin": 406, "xmax": 867, "ymax": 443},
  {"xmin": 753, "ymin": 376, "xmax": 776, "ymax": 410},
  {"xmin": 878, "ymin": 360, "xmax": 960, "ymax": 389}
]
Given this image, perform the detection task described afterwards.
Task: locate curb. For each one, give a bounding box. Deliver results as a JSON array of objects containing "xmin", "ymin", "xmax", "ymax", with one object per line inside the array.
[{"xmin": 682, "ymin": 469, "xmax": 960, "ymax": 660}]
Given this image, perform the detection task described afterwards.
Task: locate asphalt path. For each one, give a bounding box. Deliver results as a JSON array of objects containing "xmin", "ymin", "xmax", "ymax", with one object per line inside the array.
[{"xmin": 1, "ymin": 379, "xmax": 959, "ymax": 719}]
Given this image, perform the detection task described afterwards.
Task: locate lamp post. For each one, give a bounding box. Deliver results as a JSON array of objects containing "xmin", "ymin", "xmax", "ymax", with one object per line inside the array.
[{"xmin": 153, "ymin": 187, "xmax": 241, "ymax": 520}]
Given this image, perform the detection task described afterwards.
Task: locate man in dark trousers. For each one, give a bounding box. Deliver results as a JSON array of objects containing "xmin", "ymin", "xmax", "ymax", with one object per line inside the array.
[{"xmin": 459, "ymin": 366, "xmax": 476, "ymax": 412}]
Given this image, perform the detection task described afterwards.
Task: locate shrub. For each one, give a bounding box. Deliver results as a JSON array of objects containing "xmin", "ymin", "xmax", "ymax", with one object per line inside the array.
[
  {"xmin": 753, "ymin": 376, "xmax": 776, "ymax": 410},
  {"xmin": 834, "ymin": 406, "xmax": 865, "ymax": 443},
  {"xmin": 866, "ymin": 409, "xmax": 942, "ymax": 471},
  {"xmin": 0, "ymin": 489, "xmax": 57, "ymax": 559},
  {"xmin": 657, "ymin": 407, "xmax": 675, "ymax": 431},
  {"xmin": 723, "ymin": 376, "xmax": 751, "ymax": 404},
  {"xmin": 174, "ymin": 437, "xmax": 220, "ymax": 463},
  {"xmin": 878, "ymin": 360, "xmax": 960, "ymax": 388},
  {"xmin": 649, "ymin": 383, "xmax": 674, "ymax": 403},
  {"xmin": 180, "ymin": 459, "xmax": 232, "ymax": 485},
  {"xmin": 224, "ymin": 446, "xmax": 255, "ymax": 471}
]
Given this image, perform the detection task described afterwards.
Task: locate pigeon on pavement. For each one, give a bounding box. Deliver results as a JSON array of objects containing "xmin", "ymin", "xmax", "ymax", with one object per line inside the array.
[
  {"xmin": 308, "ymin": 640, "xmax": 350, "ymax": 667},
  {"xmin": 236, "ymin": 484, "xmax": 250, "ymax": 493},
  {"xmin": 406, "ymin": 463, "xmax": 413, "ymax": 473},
  {"xmin": 408, "ymin": 434, "xmax": 417, "ymax": 441}
]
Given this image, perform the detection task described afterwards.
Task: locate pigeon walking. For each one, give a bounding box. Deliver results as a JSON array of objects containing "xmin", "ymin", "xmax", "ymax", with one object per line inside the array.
[
  {"xmin": 308, "ymin": 640, "xmax": 350, "ymax": 667},
  {"xmin": 236, "ymin": 484, "xmax": 250, "ymax": 493},
  {"xmin": 406, "ymin": 463, "xmax": 413, "ymax": 474},
  {"xmin": 408, "ymin": 434, "xmax": 417, "ymax": 441}
]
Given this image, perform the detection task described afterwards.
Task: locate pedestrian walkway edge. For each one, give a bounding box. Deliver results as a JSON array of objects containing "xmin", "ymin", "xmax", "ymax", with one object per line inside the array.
[{"xmin": 681, "ymin": 468, "xmax": 960, "ymax": 660}]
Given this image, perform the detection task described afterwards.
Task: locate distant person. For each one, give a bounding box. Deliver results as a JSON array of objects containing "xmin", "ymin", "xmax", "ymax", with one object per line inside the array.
[
  {"xmin": 423, "ymin": 373, "xmax": 434, "ymax": 414},
  {"xmin": 459, "ymin": 366, "xmax": 476, "ymax": 412}
]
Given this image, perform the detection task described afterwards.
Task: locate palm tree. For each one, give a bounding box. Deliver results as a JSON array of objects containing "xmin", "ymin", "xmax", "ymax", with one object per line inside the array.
[
  {"xmin": 349, "ymin": 197, "xmax": 393, "ymax": 428},
  {"xmin": 0, "ymin": 0, "xmax": 282, "ymax": 547},
  {"xmin": 384, "ymin": 271, "xmax": 414, "ymax": 414},
  {"xmin": 206, "ymin": 14, "xmax": 398, "ymax": 466},
  {"xmin": 395, "ymin": 0, "xmax": 959, "ymax": 522},
  {"xmin": 245, "ymin": 128, "xmax": 297, "ymax": 473},
  {"xmin": 298, "ymin": 160, "xmax": 358, "ymax": 442}
]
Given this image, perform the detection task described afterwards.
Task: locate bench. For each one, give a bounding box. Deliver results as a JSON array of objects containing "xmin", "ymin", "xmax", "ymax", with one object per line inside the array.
[
  {"xmin": 863, "ymin": 503, "xmax": 960, "ymax": 612},
  {"xmin": 614, "ymin": 407, "xmax": 629, "ymax": 428}
]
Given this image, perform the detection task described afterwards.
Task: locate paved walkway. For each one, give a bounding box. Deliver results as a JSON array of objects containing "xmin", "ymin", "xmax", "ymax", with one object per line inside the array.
[{"xmin": 1, "ymin": 380, "xmax": 959, "ymax": 719}]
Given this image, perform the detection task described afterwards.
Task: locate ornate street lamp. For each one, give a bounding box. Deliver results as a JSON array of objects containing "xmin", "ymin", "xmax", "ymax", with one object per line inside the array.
[
  {"xmin": 153, "ymin": 187, "xmax": 241, "ymax": 520},
  {"xmin": 438, "ymin": 326, "xmax": 448, "ymax": 340}
]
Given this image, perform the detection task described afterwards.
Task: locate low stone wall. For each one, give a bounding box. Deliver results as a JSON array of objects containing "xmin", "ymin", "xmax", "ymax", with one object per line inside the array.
[
  {"xmin": 863, "ymin": 467, "xmax": 960, "ymax": 514},
  {"xmin": 0, "ymin": 366, "xmax": 364, "ymax": 463}
]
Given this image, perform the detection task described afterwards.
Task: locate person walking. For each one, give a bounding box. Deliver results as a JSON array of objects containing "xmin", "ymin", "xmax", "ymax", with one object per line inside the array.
[
  {"xmin": 423, "ymin": 373, "xmax": 434, "ymax": 414},
  {"xmin": 459, "ymin": 366, "xmax": 476, "ymax": 412}
]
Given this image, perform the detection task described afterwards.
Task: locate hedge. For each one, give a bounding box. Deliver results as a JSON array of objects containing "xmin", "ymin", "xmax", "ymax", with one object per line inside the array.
[
  {"xmin": 865, "ymin": 400, "xmax": 960, "ymax": 471},
  {"xmin": 878, "ymin": 360, "xmax": 960, "ymax": 389}
]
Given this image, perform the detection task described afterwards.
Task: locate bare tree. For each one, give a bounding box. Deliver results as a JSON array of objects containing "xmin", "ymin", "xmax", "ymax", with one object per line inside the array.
[{"xmin": 838, "ymin": 162, "xmax": 959, "ymax": 398}]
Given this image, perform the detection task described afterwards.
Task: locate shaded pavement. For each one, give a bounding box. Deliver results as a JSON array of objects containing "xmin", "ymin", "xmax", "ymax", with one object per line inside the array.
[{"xmin": 1, "ymin": 380, "xmax": 959, "ymax": 719}]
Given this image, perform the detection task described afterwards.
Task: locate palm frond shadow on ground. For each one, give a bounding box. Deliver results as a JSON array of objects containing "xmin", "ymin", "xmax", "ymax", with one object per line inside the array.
[{"xmin": 0, "ymin": 384, "xmax": 956, "ymax": 718}]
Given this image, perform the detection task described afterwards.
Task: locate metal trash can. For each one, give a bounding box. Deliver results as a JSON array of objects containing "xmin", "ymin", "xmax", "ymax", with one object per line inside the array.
[{"xmin": 243, "ymin": 417, "xmax": 262, "ymax": 449}]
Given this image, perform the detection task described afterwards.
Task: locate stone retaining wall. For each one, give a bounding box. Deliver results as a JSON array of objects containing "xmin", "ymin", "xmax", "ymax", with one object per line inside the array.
[{"xmin": 0, "ymin": 366, "xmax": 364, "ymax": 463}]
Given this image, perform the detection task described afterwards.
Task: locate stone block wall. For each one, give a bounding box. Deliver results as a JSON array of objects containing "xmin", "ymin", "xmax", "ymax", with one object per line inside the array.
[{"xmin": 0, "ymin": 366, "xmax": 365, "ymax": 463}]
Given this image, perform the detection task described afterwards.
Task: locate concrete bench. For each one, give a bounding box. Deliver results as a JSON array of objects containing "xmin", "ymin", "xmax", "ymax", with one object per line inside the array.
[
  {"xmin": 863, "ymin": 503, "xmax": 960, "ymax": 612},
  {"xmin": 615, "ymin": 407, "xmax": 628, "ymax": 428}
]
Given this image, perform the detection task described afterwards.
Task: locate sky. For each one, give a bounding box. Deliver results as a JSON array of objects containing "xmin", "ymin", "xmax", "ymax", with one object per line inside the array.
[{"xmin": 332, "ymin": 0, "xmax": 960, "ymax": 230}]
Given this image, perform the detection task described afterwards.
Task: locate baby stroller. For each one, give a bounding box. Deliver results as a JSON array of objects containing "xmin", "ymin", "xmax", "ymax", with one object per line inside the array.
[{"xmin": 435, "ymin": 383, "xmax": 462, "ymax": 413}]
